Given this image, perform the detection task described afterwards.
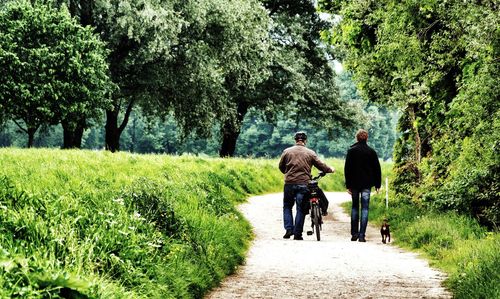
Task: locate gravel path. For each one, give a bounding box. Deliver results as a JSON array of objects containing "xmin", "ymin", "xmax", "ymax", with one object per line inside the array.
[{"xmin": 206, "ymin": 192, "xmax": 451, "ymax": 299}]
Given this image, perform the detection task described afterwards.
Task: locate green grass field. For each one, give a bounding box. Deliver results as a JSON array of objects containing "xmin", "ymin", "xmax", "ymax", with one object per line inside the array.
[
  {"xmin": 2, "ymin": 149, "xmax": 497, "ymax": 298},
  {"xmin": 0, "ymin": 149, "xmax": 291, "ymax": 298},
  {"xmin": 0, "ymin": 149, "xmax": 352, "ymax": 298}
]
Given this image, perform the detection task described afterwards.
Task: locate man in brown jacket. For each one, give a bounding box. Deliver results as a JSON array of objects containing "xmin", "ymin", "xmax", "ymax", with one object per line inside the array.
[{"xmin": 279, "ymin": 132, "xmax": 334, "ymax": 240}]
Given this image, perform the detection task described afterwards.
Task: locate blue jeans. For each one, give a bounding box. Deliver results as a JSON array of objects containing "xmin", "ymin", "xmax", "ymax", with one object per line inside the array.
[
  {"xmin": 283, "ymin": 184, "xmax": 308, "ymax": 237},
  {"xmin": 351, "ymin": 188, "xmax": 371, "ymax": 238}
]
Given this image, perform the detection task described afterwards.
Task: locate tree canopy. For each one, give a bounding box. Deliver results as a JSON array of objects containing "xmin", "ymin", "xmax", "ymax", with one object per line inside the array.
[
  {"xmin": 164, "ymin": 0, "xmax": 272, "ymax": 140},
  {"xmin": 0, "ymin": 0, "xmax": 396, "ymax": 160},
  {"xmin": 59, "ymin": 0, "xmax": 183, "ymax": 151},
  {"xmin": 320, "ymin": 0, "xmax": 499, "ymax": 227},
  {"xmin": 0, "ymin": 0, "xmax": 112, "ymax": 147},
  {"xmin": 213, "ymin": 0, "xmax": 360, "ymax": 157}
]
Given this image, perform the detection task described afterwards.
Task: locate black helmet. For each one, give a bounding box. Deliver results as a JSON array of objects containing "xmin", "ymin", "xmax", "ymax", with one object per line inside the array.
[{"xmin": 294, "ymin": 131, "xmax": 307, "ymax": 141}]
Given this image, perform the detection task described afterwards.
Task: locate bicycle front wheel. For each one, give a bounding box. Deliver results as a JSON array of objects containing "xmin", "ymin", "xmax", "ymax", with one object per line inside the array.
[{"xmin": 312, "ymin": 205, "xmax": 321, "ymax": 241}]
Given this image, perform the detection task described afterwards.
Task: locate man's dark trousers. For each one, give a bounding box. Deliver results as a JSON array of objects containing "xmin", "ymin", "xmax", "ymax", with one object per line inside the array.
[
  {"xmin": 283, "ymin": 184, "xmax": 308, "ymax": 238},
  {"xmin": 351, "ymin": 188, "xmax": 371, "ymax": 239}
]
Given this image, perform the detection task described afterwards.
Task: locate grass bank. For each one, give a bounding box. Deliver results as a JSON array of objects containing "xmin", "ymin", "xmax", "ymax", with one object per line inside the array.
[
  {"xmin": 0, "ymin": 149, "xmax": 288, "ymax": 298},
  {"xmin": 343, "ymin": 181, "xmax": 500, "ymax": 299}
]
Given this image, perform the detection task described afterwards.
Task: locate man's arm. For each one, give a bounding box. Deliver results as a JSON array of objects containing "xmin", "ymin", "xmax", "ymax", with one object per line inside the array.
[
  {"xmin": 372, "ymin": 150, "xmax": 382, "ymax": 190},
  {"xmin": 311, "ymin": 154, "xmax": 334, "ymax": 174},
  {"xmin": 344, "ymin": 149, "xmax": 352, "ymax": 192},
  {"xmin": 278, "ymin": 152, "xmax": 287, "ymax": 174}
]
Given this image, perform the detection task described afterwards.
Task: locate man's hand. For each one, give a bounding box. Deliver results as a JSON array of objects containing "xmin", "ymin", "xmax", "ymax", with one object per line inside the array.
[
  {"xmin": 375, "ymin": 188, "xmax": 380, "ymax": 194},
  {"xmin": 347, "ymin": 189, "xmax": 352, "ymax": 195}
]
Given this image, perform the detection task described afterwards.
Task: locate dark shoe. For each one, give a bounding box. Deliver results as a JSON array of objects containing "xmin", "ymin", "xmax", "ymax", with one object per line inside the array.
[
  {"xmin": 358, "ymin": 237, "xmax": 366, "ymax": 242},
  {"xmin": 351, "ymin": 235, "xmax": 358, "ymax": 241},
  {"xmin": 293, "ymin": 235, "xmax": 303, "ymax": 240},
  {"xmin": 283, "ymin": 230, "xmax": 293, "ymax": 239}
]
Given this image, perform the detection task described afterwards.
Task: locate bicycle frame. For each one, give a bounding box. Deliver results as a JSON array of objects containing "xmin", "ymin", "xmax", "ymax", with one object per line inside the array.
[{"xmin": 307, "ymin": 173, "xmax": 325, "ymax": 240}]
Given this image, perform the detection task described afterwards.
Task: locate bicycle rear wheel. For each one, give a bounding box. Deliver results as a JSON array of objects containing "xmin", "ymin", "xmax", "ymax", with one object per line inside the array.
[{"xmin": 312, "ymin": 205, "xmax": 321, "ymax": 241}]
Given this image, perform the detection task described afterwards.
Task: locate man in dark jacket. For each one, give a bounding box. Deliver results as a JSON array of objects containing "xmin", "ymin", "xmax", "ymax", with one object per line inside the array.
[
  {"xmin": 344, "ymin": 129, "xmax": 381, "ymax": 242},
  {"xmin": 279, "ymin": 132, "xmax": 334, "ymax": 240}
]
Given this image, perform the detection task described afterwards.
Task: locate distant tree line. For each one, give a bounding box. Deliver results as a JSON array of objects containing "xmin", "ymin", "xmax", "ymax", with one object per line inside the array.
[
  {"xmin": 0, "ymin": 0, "xmax": 363, "ymax": 157},
  {"xmin": 320, "ymin": 0, "xmax": 499, "ymax": 227},
  {"xmin": 0, "ymin": 70, "xmax": 399, "ymax": 159}
]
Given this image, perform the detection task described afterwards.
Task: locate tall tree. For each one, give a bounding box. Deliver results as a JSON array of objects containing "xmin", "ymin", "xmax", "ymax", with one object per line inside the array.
[
  {"xmin": 61, "ymin": 0, "xmax": 182, "ymax": 152},
  {"xmin": 159, "ymin": 0, "xmax": 272, "ymax": 156},
  {"xmin": 217, "ymin": 0, "xmax": 358, "ymax": 157},
  {"xmin": 0, "ymin": 1, "xmax": 112, "ymax": 148},
  {"xmin": 321, "ymin": 0, "xmax": 499, "ymax": 226}
]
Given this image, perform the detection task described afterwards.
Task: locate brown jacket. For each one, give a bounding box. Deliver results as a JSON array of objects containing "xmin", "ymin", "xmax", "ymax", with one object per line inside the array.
[{"xmin": 279, "ymin": 144, "xmax": 333, "ymax": 184}]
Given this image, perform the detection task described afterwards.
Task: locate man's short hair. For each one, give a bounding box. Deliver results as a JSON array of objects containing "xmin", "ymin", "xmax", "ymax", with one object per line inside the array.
[
  {"xmin": 294, "ymin": 131, "xmax": 307, "ymax": 141},
  {"xmin": 356, "ymin": 129, "xmax": 368, "ymax": 142}
]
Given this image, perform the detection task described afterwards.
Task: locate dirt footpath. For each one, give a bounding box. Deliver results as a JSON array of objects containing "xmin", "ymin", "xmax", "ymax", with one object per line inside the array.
[{"xmin": 206, "ymin": 192, "xmax": 451, "ymax": 299}]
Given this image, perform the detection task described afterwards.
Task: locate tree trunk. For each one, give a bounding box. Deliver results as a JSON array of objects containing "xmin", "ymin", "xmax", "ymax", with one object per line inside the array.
[
  {"xmin": 105, "ymin": 99, "xmax": 135, "ymax": 152},
  {"xmin": 407, "ymin": 103, "xmax": 422, "ymax": 182},
  {"xmin": 130, "ymin": 114, "xmax": 137, "ymax": 153},
  {"xmin": 105, "ymin": 109, "xmax": 120, "ymax": 152},
  {"xmin": 79, "ymin": 0, "xmax": 93, "ymax": 26},
  {"xmin": 62, "ymin": 118, "xmax": 86, "ymax": 149},
  {"xmin": 27, "ymin": 127, "xmax": 37, "ymax": 148},
  {"xmin": 408, "ymin": 104, "xmax": 421, "ymax": 164},
  {"xmin": 219, "ymin": 102, "xmax": 249, "ymax": 157}
]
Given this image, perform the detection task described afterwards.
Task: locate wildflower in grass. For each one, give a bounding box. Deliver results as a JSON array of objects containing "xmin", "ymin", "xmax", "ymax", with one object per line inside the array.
[
  {"xmin": 52, "ymin": 237, "xmax": 64, "ymax": 245},
  {"xmin": 110, "ymin": 253, "xmax": 124, "ymax": 264},
  {"xmin": 0, "ymin": 247, "xmax": 10, "ymax": 256},
  {"xmin": 133, "ymin": 211, "xmax": 145, "ymax": 221},
  {"xmin": 147, "ymin": 242, "xmax": 161, "ymax": 248},
  {"xmin": 105, "ymin": 219, "xmax": 117, "ymax": 226},
  {"xmin": 0, "ymin": 260, "xmax": 16, "ymax": 272},
  {"xmin": 113, "ymin": 198, "xmax": 124, "ymax": 205}
]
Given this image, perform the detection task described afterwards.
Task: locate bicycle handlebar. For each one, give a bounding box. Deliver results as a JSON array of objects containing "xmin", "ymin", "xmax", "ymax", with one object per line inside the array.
[{"xmin": 311, "ymin": 171, "xmax": 327, "ymax": 181}]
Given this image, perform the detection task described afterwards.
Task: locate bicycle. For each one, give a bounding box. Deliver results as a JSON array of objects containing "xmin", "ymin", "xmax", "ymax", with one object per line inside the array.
[{"xmin": 306, "ymin": 172, "xmax": 326, "ymax": 241}]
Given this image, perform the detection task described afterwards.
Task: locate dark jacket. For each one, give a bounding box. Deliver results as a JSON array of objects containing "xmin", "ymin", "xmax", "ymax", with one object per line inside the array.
[
  {"xmin": 344, "ymin": 141, "xmax": 381, "ymax": 190},
  {"xmin": 279, "ymin": 144, "xmax": 333, "ymax": 184}
]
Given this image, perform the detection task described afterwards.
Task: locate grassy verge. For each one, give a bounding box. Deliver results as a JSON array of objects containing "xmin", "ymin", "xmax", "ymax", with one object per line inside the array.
[
  {"xmin": 0, "ymin": 149, "xmax": 286, "ymax": 298},
  {"xmin": 342, "ymin": 181, "xmax": 500, "ymax": 299}
]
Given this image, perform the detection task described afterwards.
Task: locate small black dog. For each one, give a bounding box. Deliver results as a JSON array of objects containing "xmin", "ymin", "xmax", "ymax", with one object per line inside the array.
[{"xmin": 380, "ymin": 218, "xmax": 391, "ymax": 244}]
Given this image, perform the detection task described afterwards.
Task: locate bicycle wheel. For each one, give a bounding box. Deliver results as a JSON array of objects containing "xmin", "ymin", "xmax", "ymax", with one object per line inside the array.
[{"xmin": 312, "ymin": 205, "xmax": 321, "ymax": 241}]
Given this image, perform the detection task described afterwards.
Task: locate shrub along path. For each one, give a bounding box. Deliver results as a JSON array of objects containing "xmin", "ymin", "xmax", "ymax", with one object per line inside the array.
[{"xmin": 206, "ymin": 192, "xmax": 451, "ymax": 298}]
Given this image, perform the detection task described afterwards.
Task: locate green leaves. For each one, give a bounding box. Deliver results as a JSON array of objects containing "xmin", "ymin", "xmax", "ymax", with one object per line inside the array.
[
  {"xmin": 0, "ymin": 1, "xmax": 112, "ymax": 146},
  {"xmin": 324, "ymin": 0, "xmax": 500, "ymax": 226}
]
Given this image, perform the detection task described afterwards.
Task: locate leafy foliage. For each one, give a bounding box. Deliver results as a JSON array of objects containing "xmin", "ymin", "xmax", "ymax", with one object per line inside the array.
[
  {"xmin": 0, "ymin": 1, "xmax": 112, "ymax": 147},
  {"xmin": 321, "ymin": 0, "xmax": 500, "ymax": 227},
  {"xmin": 64, "ymin": 0, "xmax": 182, "ymax": 151},
  {"xmin": 164, "ymin": 0, "xmax": 272, "ymax": 138}
]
